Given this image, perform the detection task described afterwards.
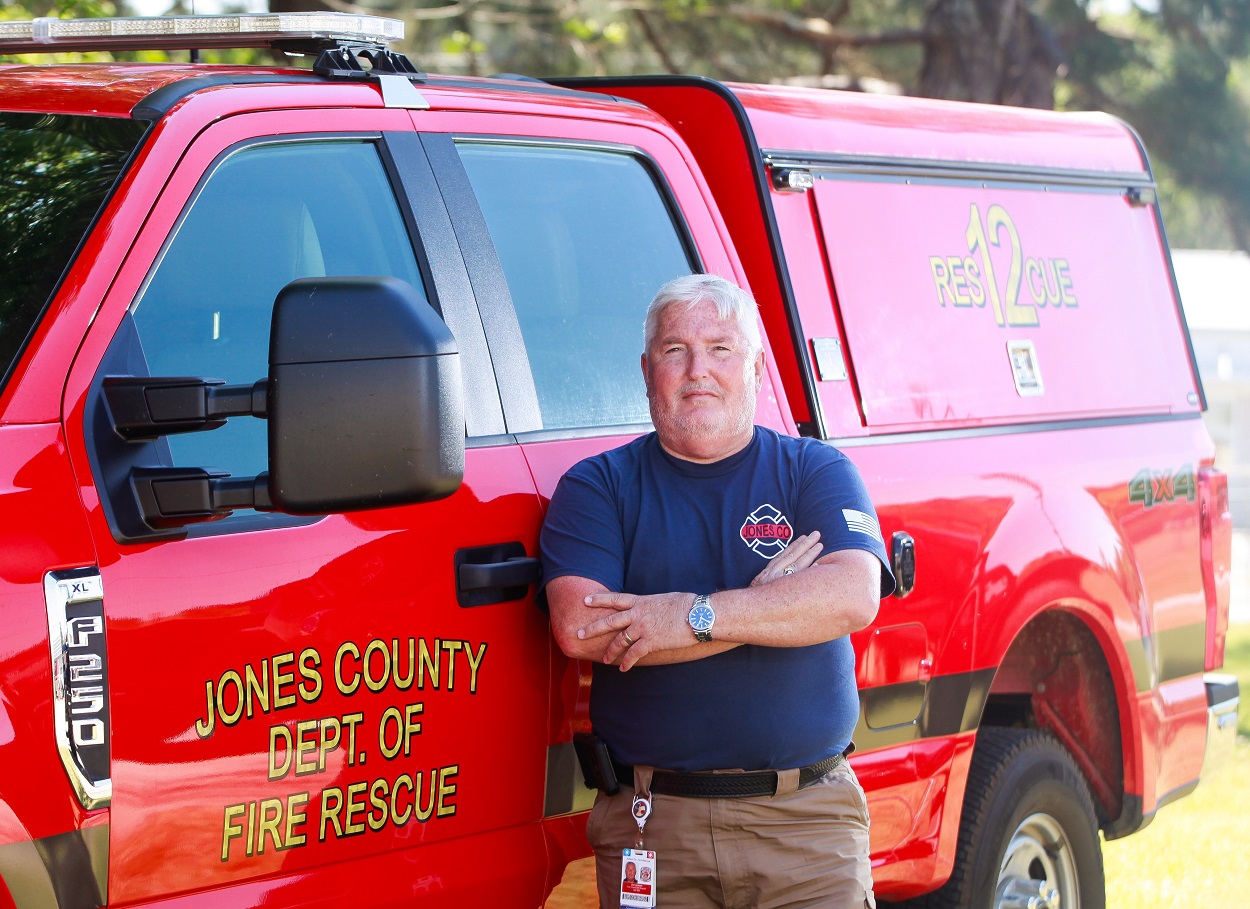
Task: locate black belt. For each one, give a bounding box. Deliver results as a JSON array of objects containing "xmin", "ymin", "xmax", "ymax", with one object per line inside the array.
[{"xmin": 611, "ymin": 751, "xmax": 845, "ymax": 799}]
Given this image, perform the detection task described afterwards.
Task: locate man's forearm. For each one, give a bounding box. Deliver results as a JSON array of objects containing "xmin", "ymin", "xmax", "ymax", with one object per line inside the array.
[
  {"xmin": 579, "ymin": 550, "xmax": 881, "ymax": 670},
  {"xmin": 548, "ymin": 575, "xmax": 737, "ymax": 664},
  {"xmin": 702, "ymin": 554, "xmax": 880, "ymax": 647}
]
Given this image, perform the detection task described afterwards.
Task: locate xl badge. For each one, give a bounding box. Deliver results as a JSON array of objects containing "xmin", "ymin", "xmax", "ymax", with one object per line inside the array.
[{"xmin": 739, "ymin": 503, "xmax": 794, "ymax": 558}]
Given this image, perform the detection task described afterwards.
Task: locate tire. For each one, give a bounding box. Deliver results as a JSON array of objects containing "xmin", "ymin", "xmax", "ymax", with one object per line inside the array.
[{"xmin": 913, "ymin": 727, "xmax": 1105, "ymax": 909}]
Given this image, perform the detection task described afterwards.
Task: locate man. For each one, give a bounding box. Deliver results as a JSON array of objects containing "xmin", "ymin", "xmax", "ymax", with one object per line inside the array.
[{"xmin": 541, "ymin": 274, "xmax": 895, "ymax": 909}]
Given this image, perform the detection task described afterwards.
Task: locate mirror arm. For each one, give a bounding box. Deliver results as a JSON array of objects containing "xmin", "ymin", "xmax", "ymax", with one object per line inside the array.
[
  {"xmin": 105, "ymin": 376, "xmax": 269, "ymax": 441},
  {"xmin": 208, "ymin": 379, "xmax": 269, "ymax": 420},
  {"xmin": 131, "ymin": 468, "xmax": 273, "ymax": 529},
  {"xmin": 213, "ymin": 473, "xmax": 273, "ymax": 512}
]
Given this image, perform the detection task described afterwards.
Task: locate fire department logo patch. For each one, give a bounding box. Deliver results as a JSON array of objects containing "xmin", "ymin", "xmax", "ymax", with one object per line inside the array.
[{"xmin": 740, "ymin": 503, "xmax": 794, "ymax": 558}]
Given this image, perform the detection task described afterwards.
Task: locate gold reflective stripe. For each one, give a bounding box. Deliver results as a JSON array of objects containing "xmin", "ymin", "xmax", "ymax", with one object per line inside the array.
[
  {"xmin": 853, "ymin": 669, "xmax": 994, "ymax": 751},
  {"xmin": 544, "ymin": 742, "xmax": 596, "ymax": 817},
  {"xmin": 1124, "ymin": 622, "xmax": 1208, "ymax": 693},
  {"xmin": 0, "ymin": 825, "xmax": 107, "ymax": 909}
]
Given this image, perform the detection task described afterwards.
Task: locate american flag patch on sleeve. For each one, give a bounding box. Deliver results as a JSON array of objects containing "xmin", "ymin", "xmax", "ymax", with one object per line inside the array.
[{"xmin": 842, "ymin": 508, "xmax": 882, "ymax": 540}]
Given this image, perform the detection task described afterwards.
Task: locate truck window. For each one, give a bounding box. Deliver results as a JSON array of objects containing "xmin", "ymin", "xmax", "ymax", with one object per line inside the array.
[
  {"xmin": 0, "ymin": 112, "xmax": 146, "ymax": 391},
  {"xmin": 457, "ymin": 142, "xmax": 694, "ymax": 431},
  {"xmin": 132, "ymin": 139, "xmax": 428, "ymax": 479}
]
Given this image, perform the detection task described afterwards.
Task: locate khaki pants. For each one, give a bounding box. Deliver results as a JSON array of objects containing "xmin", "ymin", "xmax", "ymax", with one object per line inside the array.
[{"xmin": 585, "ymin": 760, "xmax": 875, "ymax": 909}]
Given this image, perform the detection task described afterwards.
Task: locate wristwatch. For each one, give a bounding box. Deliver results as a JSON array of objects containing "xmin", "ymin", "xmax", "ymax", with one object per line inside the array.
[{"xmin": 688, "ymin": 593, "xmax": 715, "ymax": 643}]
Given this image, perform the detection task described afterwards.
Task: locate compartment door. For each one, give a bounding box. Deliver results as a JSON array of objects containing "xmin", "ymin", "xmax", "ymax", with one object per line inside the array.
[{"xmin": 811, "ymin": 176, "xmax": 1201, "ymax": 432}]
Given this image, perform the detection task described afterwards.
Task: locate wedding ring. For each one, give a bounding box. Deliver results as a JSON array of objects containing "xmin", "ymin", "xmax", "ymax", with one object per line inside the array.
[
  {"xmin": 783, "ymin": 567, "xmax": 795, "ymax": 575},
  {"xmin": 624, "ymin": 631, "xmax": 635, "ymax": 645}
]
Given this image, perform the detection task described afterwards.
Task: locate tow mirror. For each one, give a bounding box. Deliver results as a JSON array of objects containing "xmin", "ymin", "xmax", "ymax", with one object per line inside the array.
[
  {"xmin": 267, "ymin": 276, "xmax": 464, "ymax": 513},
  {"xmin": 101, "ymin": 276, "xmax": 464, "ymax": 534}
]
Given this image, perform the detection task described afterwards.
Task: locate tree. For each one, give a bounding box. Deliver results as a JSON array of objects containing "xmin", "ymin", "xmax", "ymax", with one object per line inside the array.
[
  {"xmin": 1, "ymin": 0, "xmax": 118, "ymax": 21},
  {"xmin": 913, "ymin": 0, "xmax": 1250, "ymax": 248},
  {"xmin": 1052, "ymin": 0, "xmax": 1250, "ymax": 249},
  {"xmin": 9, "ymin": 0, "xmax": 1250, "ymax": 247},
  {"xmin": 918, "ymin": 0, "xmax": 1064, "ymax": 106},
  {"xmin": 336, "ymin": 0, "xmax": 1250, "ymax": 248}
]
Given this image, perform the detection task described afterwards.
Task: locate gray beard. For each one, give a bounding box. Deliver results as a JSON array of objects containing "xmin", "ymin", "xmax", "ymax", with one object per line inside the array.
[{"xmin": 650, "ymin": 391, "xmax": 756, "ymax": 454}]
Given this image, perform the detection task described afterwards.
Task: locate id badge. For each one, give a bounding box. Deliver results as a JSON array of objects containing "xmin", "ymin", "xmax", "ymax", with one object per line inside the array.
[{"xmin": 619, "ymin": 847, "xmax": 657, "ymax": 908}]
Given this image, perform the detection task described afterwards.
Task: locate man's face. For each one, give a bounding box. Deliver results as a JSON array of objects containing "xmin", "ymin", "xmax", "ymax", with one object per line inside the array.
[{"xmin": 643, "ymin": 298, "xmax": 764, "ymax": 462}]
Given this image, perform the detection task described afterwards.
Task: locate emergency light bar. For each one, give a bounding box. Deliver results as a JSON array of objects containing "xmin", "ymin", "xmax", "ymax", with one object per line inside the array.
[{"xmin": 0, "ymin": 13, "xmax": 403, "ymax": 55}]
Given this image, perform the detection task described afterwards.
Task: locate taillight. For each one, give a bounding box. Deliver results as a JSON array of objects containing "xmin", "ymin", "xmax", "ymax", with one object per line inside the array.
[{"xmin": 1199, "ymin": 467, "xmax": 1232, "ymax": 671}]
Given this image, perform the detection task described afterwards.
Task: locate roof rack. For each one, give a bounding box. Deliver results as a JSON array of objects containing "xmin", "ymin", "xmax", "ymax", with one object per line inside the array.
[{"xmin": 0, "ymin": 13, "xmax": 403, "ymax": 56}]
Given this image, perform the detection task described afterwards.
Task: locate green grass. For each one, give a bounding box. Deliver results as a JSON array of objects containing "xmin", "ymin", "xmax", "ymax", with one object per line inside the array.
[
  {"xmin": 1103, "ymin": 621, "xmax": 1250, "ymax": 907},
  {"xmin": 1223, "ymin": 621, "xmax": 1250, "ymax": 738}
]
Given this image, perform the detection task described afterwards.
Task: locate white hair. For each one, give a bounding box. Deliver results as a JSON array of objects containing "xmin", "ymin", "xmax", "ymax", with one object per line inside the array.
[{"xmin": 643, "ymin": 274, "xmax": 762, "ymax": 354}]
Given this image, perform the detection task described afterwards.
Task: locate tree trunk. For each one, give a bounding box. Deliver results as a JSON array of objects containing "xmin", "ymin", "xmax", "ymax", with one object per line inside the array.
[{"xmin": 918, "ymin": 0, "xmax": 1059, "ymax": 108}]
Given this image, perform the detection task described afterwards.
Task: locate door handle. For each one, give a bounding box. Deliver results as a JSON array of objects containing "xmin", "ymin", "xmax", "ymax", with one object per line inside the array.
[
  {"xmin": 454, "ymin": 542, "xmax": 541, "ymax": 607},
  {"xmin": 891, "ymin": 531, "xmax": 915, "ymax": 598},
  {"xmin": 459, "ymin": 557, "xmax": 541, "ymax": 591}
]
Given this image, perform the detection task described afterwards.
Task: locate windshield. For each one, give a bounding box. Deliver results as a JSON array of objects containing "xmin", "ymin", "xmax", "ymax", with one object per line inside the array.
[{"xmin": 0, "ymin": 112, "xmax": 147, "ymax": 391}]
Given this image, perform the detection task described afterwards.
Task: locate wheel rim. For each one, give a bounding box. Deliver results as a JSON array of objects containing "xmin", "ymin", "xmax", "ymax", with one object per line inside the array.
[{"xmin": 994, "ymin": 811, "xmax": 1080, "ymax": 909}]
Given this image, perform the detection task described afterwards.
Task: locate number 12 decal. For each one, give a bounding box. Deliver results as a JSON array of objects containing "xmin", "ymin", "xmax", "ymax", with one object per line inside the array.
[
  {"xmin": 966, "ymin": 204, "xmax": 1036, "ymax": 328},
  {"xmin": 931, "ymin": 203, "xmax": 1078, "ymax": 327}
]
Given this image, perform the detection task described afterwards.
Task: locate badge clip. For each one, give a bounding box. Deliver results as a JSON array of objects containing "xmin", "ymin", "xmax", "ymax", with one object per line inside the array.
[{"xmin": 631, "ymin": 792, "xmax": 651, "ymax": 847}]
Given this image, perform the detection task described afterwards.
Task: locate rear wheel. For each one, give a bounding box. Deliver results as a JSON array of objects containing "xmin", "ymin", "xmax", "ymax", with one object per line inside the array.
[{"xmin": 917, "ymin": 727, "xmax": 1105, "ymax": 909}]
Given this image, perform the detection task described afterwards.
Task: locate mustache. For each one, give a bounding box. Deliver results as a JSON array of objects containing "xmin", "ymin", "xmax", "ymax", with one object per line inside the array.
[{"xmin": 679, "ymin": 382, "xmax": 720, "ymax": 397}]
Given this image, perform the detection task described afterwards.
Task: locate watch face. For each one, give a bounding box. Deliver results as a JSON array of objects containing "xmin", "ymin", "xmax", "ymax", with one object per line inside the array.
[{"xmin": 689, "ymin": 604, "xmax": 715, "ymax": 631}]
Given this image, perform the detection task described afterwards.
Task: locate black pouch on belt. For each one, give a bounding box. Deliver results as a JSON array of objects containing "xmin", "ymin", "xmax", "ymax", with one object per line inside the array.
[{"xmin": 572, "ymin": 732, "xmax": 620, "ymax": 796}]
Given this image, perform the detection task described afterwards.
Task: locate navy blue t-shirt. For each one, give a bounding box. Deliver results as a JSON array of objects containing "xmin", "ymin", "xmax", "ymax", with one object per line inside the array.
[{"xmin": 541, "ymin": 426, "xmax": 895, "ymax": 772}]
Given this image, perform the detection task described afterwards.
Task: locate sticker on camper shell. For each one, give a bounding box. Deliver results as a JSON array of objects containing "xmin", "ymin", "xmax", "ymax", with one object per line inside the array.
[
  {"xmin": 929, "ymin": 203, "xmax": 1078, "ymax": 327},
  {"xmin": 1007, "ymin": 340, "xmax": 1044, "ymax": 396}
]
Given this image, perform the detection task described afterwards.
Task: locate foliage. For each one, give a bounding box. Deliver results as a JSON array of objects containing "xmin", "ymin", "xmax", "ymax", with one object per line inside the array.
[
  {"xmin": 9, "ymin": 0, "xmax": 1250, "ymax": 247},
  {"xmin": 1052, "ymin": 1, "xmax": 1250, "ymax": 248},
  {"xmin": 0, "ymin": 0, "xmax": 118, "ymax": 17},
  {"xmin": 0, "ymin": 112, "xmax": 146, "ymax": 378},
  {"xmin": 272, "ymin": 0, "xmax": 1250, "ymax": 249}
]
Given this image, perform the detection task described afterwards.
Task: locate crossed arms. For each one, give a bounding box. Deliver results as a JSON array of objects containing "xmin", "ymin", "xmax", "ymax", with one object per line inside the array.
[{"xmin": 547, "ymin": 532, "xmax": 882, "ymax": 671}]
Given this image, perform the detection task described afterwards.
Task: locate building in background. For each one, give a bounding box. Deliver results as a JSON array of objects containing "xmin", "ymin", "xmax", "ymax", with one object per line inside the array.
[{"xmin": 1173, "ymin": 249, "xmax": 1250, "ymax": 529}]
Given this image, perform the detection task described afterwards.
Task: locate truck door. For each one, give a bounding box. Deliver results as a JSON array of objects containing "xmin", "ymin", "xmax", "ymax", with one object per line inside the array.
[
  {"xmin": 61, "ymin": 109, "xmax": 551, "ymax": 907},
  {"xmin": 408, "ymin": 116, "xmax": 787, "ymax": 896}
]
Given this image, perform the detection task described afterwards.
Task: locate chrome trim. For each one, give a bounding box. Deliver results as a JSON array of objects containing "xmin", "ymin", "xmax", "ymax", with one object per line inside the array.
[
  {"xmin": 761, "ymin": 148, "xmax": 1152, "ymax": 190},
  {"xmin": 827, "ymin": 410, "xmax": 1202, "ymax": 448},
  {"xmin": 1202, "ymin": 672, "xmax": 1240, "ymax": 780},
  {"xmin": 453, "ymin": 135, "xmax": 642, "ymax": 156},
  {"xmin": 378, "ymin": 74, "xmax": 429, "ymax": 110},
  {"xmin": 43, "ymin": 569, "xmax": 111, "ymax": 810}
]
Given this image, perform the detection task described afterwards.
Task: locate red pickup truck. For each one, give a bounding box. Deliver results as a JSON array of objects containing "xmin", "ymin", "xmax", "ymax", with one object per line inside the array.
[{"xmin": 0, "ymin": 13, "xmax": 1238, "ymax": 909}]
